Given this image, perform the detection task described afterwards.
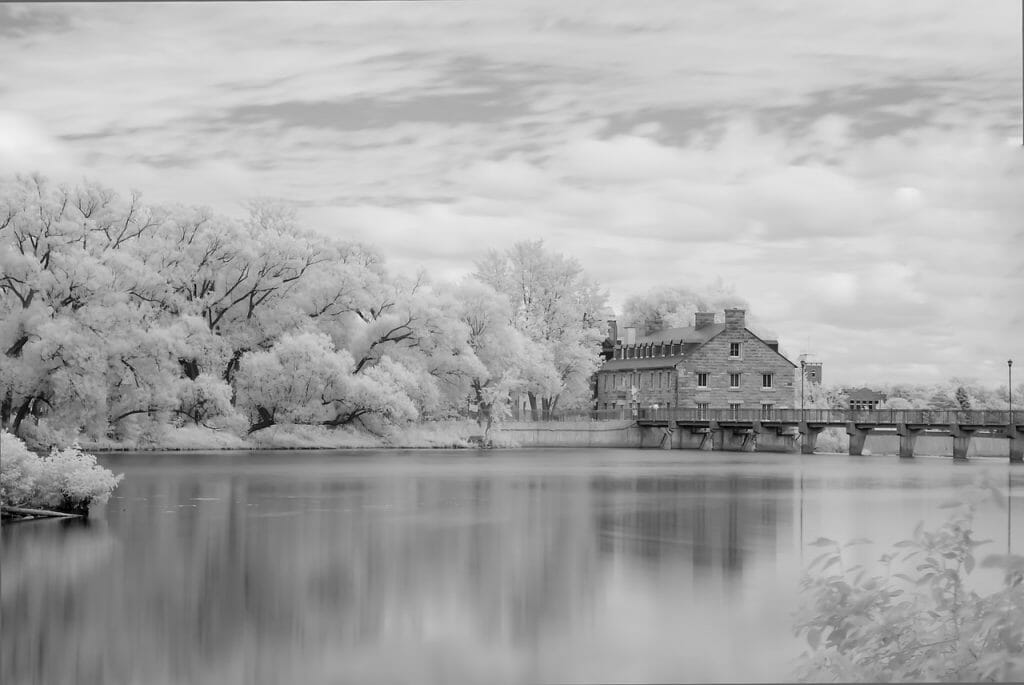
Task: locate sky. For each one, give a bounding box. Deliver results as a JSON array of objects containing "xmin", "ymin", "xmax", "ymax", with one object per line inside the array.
[{"xmin": 1, "ymin": 0, "xmax": 1022, "ymax": 388}]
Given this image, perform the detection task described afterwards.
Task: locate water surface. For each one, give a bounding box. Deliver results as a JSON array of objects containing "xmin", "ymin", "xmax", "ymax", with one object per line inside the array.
[{"xmin": 2, "ymin": 449, "xmax": 1021, "ymax": 684}]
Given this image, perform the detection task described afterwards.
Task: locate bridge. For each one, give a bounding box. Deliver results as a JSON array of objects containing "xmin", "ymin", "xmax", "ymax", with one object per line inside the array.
[{"xmin": 630, "ymin": 408, "xmax": 1023, "ymax": 461}]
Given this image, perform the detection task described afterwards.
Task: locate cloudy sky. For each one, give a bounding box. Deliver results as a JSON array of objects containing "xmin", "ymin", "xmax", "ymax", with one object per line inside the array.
[{"xmin": 1, "ymin": 1, "xmax": 1021, "ymax": 387}]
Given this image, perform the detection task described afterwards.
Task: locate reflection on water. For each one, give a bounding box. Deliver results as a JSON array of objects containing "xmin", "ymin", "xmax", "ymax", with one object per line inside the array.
[{"xmin": 1, "ymin": 450, "xmax": 1020, "ymax": 685}]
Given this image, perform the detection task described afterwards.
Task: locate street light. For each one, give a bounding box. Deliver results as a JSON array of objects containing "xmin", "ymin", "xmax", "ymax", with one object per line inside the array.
[
  {"xmin": 1010, "ymin": 359, "xmax": 1014, "ymax": 426},
  {"xmin": 800, "ymin": 359, "xmax": 806, "ymax": 420}
]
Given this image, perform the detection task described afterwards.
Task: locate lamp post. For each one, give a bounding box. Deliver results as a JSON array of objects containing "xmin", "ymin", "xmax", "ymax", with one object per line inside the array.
[
  {"xmin": 1010, "ymin": 359, "xmax": 1014, "ymax": 426},
  {"xmin": 800, "ymin": 359, "xmax": 806, "ymax": 420}
]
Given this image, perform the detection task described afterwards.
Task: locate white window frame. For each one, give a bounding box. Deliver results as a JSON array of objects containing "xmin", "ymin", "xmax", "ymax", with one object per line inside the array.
[{"xmin": 729, "ymin": 372, "xmax": 741, "ymax": 388}]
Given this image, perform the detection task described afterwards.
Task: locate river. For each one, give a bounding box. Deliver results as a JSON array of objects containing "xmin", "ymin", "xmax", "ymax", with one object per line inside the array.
[{"xmin": 2, "ymin": 449, "xmax": 1022, "ymax": 684}]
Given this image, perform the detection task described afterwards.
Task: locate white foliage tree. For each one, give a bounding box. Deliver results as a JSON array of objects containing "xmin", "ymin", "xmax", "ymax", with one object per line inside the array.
[{"xmin": 474, "ymin": 240, "xmax": 606, "ymax": 419}]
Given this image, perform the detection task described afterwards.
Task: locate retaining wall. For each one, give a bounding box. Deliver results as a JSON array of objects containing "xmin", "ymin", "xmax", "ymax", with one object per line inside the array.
[{"xmin": 493, "ymin": 421, "xmax": 641, "ymax": 448}]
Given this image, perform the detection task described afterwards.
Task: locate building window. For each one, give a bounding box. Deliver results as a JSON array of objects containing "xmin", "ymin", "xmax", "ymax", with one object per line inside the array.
[
  {"xmin": 762, "ymin": 373, "xmax": 773, "ymax": 389},
  {"xmin": 657, "ymin": 372, "xmax": 662, "ymax": 389},
  {"xmin": 729, "ymin": 402, "xmax": 741, "ymax": 418},
  {"xmin": 761, "ymin": 403, "xmax": 774, "ymax": 419},
  {"xmin": 729, "ymin": 342, "xmax": 740, "ymax": 358},
  {"xmin": 696, "ymin": 402, "xmax": 709, "ymax": 419},
  {"xmin": 729, "ymin": 373, "xmax": 741, "ymax": 388},
  {"xmin": 697, "ymin": 372, "xmax": 708, "ymax": 388}
]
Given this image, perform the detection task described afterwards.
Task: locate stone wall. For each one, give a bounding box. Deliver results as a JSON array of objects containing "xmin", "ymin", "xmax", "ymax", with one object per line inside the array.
[
  {"xmin": 679, "ymin": 326, "xmax": 796, "ymax": 410},
  {"xmin": 493, "ymin": 421, "xmax": 641, "ymax": 448}
]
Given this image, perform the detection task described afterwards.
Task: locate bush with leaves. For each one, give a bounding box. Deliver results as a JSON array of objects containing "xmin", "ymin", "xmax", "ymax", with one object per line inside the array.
[
  {"xmin": 793, "ymin": 482, "xmax": 1024, "ymax": 682},
  {"xmin": 0, "ymin": 430, "xmax": 40, "ymax": 507},
  {"xmin": 0, "ymin": 430, "xmax": 124, "ymax": 513}
]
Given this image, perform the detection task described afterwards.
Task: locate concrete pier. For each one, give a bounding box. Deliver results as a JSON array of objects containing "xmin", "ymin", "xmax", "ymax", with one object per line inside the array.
[
  {"xmin": 846, "ymin": 423, "xmax": 870, "ymax": 456},
  {"xmin": 950, "ymin": 425, "xmax": 974, "ymax": 461},
  {"xmin": 897, "ymin": 424, "xmax": 920, "ymax": 459},
  {"xmin": 497, "ymin": 409, "xmax": 1021, "ymax": 459},
  {"xmin": 798, "ymin": 422, "xmax": 822, "ymax": 455}
]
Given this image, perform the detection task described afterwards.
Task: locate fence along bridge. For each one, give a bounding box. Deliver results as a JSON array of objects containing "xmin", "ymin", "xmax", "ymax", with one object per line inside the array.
[{"xmin": 632, "ymin": 408, "xmax": 1023, "ymax": 462}]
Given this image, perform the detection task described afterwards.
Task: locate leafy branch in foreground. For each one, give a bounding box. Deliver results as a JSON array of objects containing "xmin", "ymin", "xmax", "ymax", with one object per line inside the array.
[{"xmin": 793, "ymin": 481, "xmax": 1024, "ymax": 682}]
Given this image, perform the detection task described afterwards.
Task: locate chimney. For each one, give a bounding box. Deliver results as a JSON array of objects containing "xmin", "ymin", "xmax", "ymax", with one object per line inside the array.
[
  {"xmin": 694, "ymin": 312, "xmax": 715, "ymax": 329},
  {"xmin": 607, "ymin": 319, "xmax": 618, "ymax": 344},
  {"xmin": 724, "ymin": 308, "xmax": 745, "ymax": 330},
  {"xmin": 624, "ymin": 327, "xmax": 636, "ymax": 345}
]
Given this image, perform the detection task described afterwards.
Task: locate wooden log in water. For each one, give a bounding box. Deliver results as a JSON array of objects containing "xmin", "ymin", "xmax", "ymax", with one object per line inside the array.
[{"xmin": 1, "ymin": 505, "xmax": 83, "ymax": 519}]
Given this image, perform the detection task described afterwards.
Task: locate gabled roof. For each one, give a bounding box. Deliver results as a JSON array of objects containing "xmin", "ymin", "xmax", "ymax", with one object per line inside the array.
[
  {"xmin": 741, "ymin": 330, "xmax": 798, "ymax": 368},
  {"xmin": 635, "ymin": 323, "xmax": 725, "ymax": 344},
  {"xmin": 603, "ymin": 321, "xmax": 797, "ymax": 370},
  {"xmin": 599, "ymin": 357, "xmax": 681, "ymax": 371}
]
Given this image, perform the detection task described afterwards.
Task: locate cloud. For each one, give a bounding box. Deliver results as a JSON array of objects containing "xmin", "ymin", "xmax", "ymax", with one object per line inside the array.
[
  {"xmin": 0, "ymin": 111, "xmax": 78, "ymax": 175},
  {"xmin": 0, "ymin": 0, "xmax": 1020, "ymax": 387}
]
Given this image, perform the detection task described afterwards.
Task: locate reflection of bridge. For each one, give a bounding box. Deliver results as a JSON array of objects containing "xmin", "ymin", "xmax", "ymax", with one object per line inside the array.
[{"xmin": 633, "ymin": 408, "xmax": 1023, "ymax": 462}]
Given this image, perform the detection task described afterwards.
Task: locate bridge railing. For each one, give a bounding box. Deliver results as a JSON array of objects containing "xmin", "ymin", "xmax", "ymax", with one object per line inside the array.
[{"xmin": 630, "ymin": 408, "xmax": 1016, "ymax": 425}]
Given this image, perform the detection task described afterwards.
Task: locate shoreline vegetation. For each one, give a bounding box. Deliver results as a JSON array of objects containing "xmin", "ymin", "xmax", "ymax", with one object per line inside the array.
[
  {"xmin": 75, "ymin": 419, "xmax": 507, "ymax": 452},
  {"xmin": 0, "ymin": 430, "xmax": 123, "ymax": 521},
  {"xmin": 794, "ymin": 480, "xmax": 1024, "ymax": 682}
]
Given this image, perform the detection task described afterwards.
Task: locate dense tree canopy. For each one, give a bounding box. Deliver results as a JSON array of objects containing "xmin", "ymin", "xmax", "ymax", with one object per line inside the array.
[
  {"xmin": 1, "ymin": 175, "xmax": 611, "ymax": 445},
  {"xmin": 474, "ymin": 239, "xmax": 607, "ymax": 420}
]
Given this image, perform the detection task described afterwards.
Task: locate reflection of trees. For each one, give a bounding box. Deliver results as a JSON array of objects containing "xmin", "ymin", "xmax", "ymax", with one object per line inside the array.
[
  {"xmin": 3, "ymin": 466, "xmax": 801, "ymax": 684},
  {"xmin": 2, "ymin": 467, "xmax": 607, "ymax": 684},
  {"xmin": 1, "ymin": 476, "xmax": 247, "ymax": 685},
  {"xmin": 592, "ymin": 474, "xmax": 793, "ymax": 576},
  {"xmin": 243, "ymin": 474, "xmax": 602, "ymax": 653},
  {"xmin": 1, "ymin": 519, "xmax": 118, "ymax": 685}
]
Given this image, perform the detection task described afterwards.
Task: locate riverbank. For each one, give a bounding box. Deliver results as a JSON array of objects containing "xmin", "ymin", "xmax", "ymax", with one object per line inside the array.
[
  {"xmin": 70, "ymin": 420, "xmax": 1016, "ymax": 457},
  {"xmin": 78, "ymin": 420, "xmax": 511, "ymax": 452}
]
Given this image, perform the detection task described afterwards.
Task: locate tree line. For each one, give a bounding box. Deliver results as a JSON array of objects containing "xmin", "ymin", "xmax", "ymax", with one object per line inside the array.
[
  {"xmin": 0, "ymin": 174, "xmax": 606, "ymax": 446},
  {"xmin": 3, "ymin": 173, "xmax": 1015, "ymax": 447},
  {"xmin": 798, "ymin": 376, "xmax": 1020, "ymax": 412}
]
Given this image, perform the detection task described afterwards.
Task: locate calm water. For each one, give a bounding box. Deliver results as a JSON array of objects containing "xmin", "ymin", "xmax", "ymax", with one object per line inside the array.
[{"xmin": 2, "ymin": 449, "xmax": 1022, "ymax": 685}]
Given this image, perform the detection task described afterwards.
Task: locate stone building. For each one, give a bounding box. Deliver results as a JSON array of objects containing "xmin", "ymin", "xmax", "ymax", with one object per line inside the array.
[
  {"xmin": 595, "ymin": 308, "xmax": 797, "ymax": 416},
  {"xmin": 802, "ymin": 360, "xmax": 822, "ymax": 385},
  {"xmin": 844, "ymin": 387, "xmax": 886, "ymax": 411}
]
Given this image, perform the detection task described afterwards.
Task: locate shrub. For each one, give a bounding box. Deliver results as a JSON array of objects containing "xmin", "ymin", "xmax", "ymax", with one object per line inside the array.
[
  {"xmin": 0, "ymin": 431, "xmax": 41, "ymax": 507},
  {"xmin": 793, "ymin": 481, "xmax": 1024, "ymax": 682},
  {"xmin": 1, "ymin": 431, "xmax": 124, "ymax": 512}
]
